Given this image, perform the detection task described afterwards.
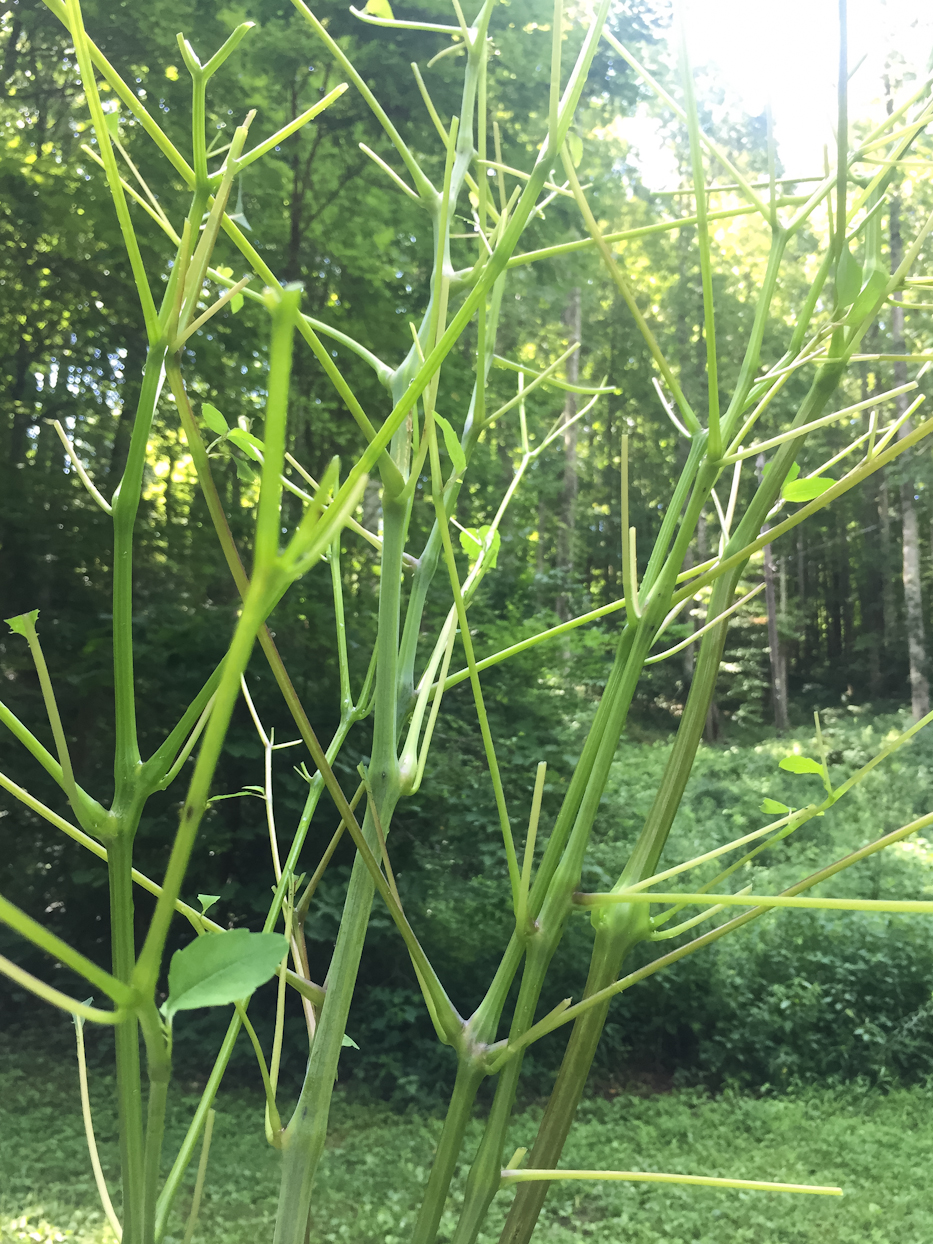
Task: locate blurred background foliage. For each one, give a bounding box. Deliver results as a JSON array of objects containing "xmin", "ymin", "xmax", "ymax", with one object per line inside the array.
[{"xmin": 3, "ymin": 0, "xmax": 933, "ymax": 1103}]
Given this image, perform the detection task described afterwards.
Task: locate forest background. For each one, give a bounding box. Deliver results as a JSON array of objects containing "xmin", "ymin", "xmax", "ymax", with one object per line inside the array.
[{"xmin": 3, "ymin": 0, "xmax": 933, "ymax": 1112}]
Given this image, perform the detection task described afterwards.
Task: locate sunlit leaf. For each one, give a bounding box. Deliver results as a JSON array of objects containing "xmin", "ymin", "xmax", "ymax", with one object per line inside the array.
[
  {"xmin": 198, "ymin": 894, "xmax": 221, "ymax": 916},
  {"xmin": 782, "ymin": 477, "xmax": 834, "ymax": 503},
  {"xmin": 5, "ymin": 609, "xmax": 39, "ymax": 637},
  {"xmin": 363, "ymin": 0, "xmax": 394, "ymax": 17},
  {"xmin": 459, "ymin": 525, "xmax": 500, "ymax": 570},
  {"xmin": 760, "ymin": 797, "xmax": 791, "ymax": 814},
  {"xmin": 201, "ymin": 403, "xmax": 229, "ymax": 436},
  {"xmin": 779, "ymin": 755, "xmax": 824, "ymax": 776},
  {"xmin": 228, "ymin": 428, "xmax": 264, "ymax": 463}
]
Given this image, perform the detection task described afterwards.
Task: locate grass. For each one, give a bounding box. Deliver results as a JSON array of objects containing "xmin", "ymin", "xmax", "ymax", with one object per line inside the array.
[{"xmin": 3, "ymin": 1039, "xmax": 933, "ymax": 1244}]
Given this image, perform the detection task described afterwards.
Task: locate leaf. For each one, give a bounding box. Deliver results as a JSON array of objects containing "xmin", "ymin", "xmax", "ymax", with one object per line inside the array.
[
  {"xmin": 207, "ymin": 789, "xmax": 264, "ymax": 804},
  {"xmin": 836, "ymin": 242, "xmax": 862, "ymax": 309},
  {"xmin": 434, "ymin": 415, "xmax": 465, "ymax": 474},
  {"xmin": 459, "ymin": 525, "xmax": 501, "ymax": 570},
  {"xmin": 227, "ymin": 427, "xmax": 264, "ymax": 463},
  {"xmin": 782, "ymin": 477, "xmax": 834, "ymax": 503},
  {"xmin": 760, "ymin": 798, "xmax": 791, "ymax": 814},
  {"xmin": 779, "ymin": 755, "xmax": 824, "ymax": 776},
  {"xmin": 201, "ymin": 403, "xmax": 229, "ymax": 436},
  {"xmin": 5, "ymin": 609, "xmax": 39, "ymax": 637},
  {"xmin": 762, "ymin": 460, "xmax": 798, "ymax": 482},
  {"xmin": 231, "ymin": 293, "xmax": 244, "ymax": 314},
  {"xmin": 566, "ymin": 133, "xmax": 583, "ymax": 168},
  {"xmin": 198, "ymin": 894, "xmax": 221, "ymax": 916},
  {"xmin": 103, "ymin": 107, "xmax": 121, "ymax": 138},
  {"xmin": 341, "ymin": 1033, "xmax": 360, "ymax": 1049},
  {"xmin": 162, "ymin": 929, "xmax": 287, "ymax": 1020},
  {"xmin": 234, "ymin": 457, "xmax": 258, "ymax": 484},
  {"xmin": 363, "ymin": 0, "xmax": 394, "ymax": 17}
]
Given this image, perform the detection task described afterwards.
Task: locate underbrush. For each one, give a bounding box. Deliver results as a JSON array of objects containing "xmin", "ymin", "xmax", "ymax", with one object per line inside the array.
[{"xmin": 3, "ymin": 1042, "xmax": 933, "ymax": 1244}]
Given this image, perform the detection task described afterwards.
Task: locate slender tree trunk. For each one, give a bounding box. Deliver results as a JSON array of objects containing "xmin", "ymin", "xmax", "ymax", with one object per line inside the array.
[
  {"xmin": 757, "ymin": 453, "xmax": 789, "ymax": 731},
  {"xmin": 556, "ymin": 287, "xmax": 581, "ymax": 624},
  {"xmin": 890, "ymin": 192, "xmax": 930, "ymax": 718}
]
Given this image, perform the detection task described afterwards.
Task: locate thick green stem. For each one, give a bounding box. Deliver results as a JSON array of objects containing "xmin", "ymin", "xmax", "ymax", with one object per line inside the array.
[
  {"xmin": 496, "ymin": 919, "xmax": 648, "ymax": 1244},
  {"xmin": 109, "ymin": 832, "xmax": 145, "ymax": 1244},
  {"xmin": 411, "ymin": 1057, "xmax": 487, "ymax": 1244}
]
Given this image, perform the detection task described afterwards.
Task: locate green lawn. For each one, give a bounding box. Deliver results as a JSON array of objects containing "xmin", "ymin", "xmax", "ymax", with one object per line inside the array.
[{"xmin": 3, "ymin": 1041, "xmax": 933, "ymax": 1244}]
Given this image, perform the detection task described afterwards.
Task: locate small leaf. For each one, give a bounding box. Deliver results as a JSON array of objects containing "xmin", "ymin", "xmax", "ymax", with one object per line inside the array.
[
  {"xmin": 782, "ymin": 476, "xmax": 834, "ymax": 503},
  {"xmin": 202, "ymin": 404, "xmax": 229, "ymax": 436},
  {"xmin": 5, "ymin": 609, "xmax": 39, "ymax": 638},
  {"xmin": 566, "ymin": 133, "xmax": 583, "ymax": 168},
  {"xmin": 228, "ymin": 427, "xmax": 264, "ymax": 463},
  {"xmin": 341, "ymin": 1033, "xmax": 360, "ymax": 1049},
  {"xmin": 760, "ymin": 798, "xmax": 791, "ymax": 814},
  {"xmin": 836, "ymin": 242, "xmax": 862, "ymax": 308},
  {"xmin": 162, "ymin": 929, "xmax": 287, "ymax": 1020},
  {"xmin": 363, "ymin": 0, "xmax": 394, "ymax": 16},
  {"xmin": 459, "ymin": 525, "xmax": 500, "ymax": 570},
  {"xmin": 234, "ymin": 457, "xmax": 258, "ymax": 484},
  {"xmin": 231, "ymin": 293, "xmax": 244, "ymax": 314},
  {"xmin": 208, "ymin": 789, "xmax": 264, "ymax": 804},
  {"xmin": 434, "ymin": 415, "xmax": 465, "ymax": 474},
  {"xmin": 779, "ymin": 755, "xmax": 824, "ymax": 776},
  {"xmin": 198, "ymin": 894, "xmax": 221, "ymax": 916},
  {"xmin": 103, "ymin": 107, "xmax": 121, "ymax": 138}
]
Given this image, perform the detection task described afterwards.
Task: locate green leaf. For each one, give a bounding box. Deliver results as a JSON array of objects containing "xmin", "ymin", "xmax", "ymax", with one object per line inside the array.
[
  {"xmin": 762, "ymin": 460, "xmax": 798, "ymax": 483},
  {"xmin": 760, "ymin": 798, "xmax": 791, "ymax": 814},
  {"xmin": 341, "ymin": 1033, "xmax": 360, "ymax": 1050},
  {"xmin": 566, "ymin": 133, "xmax": 583, "ymax": 168},
  {"xmin": 779, "ymin": 755, "xmax": 824, "ymax": 777},
  {"xmin": 5, "ymin": 609, "xmax": 39, "ymax": 638},
  {"xmin": 782, "ymin": 477, "xmax": 834, "ymax": 503},
  {"xmin": 201, "ymin": 403, "xmax": 229, "ymax": 436},
  {"xmin": 363, "ymin": 0, "xmax": 394, "ymax": 16},
  {"xmin": 103, "ymin": 107, "xmax": 121, "ymax": 138},
  {"xmin": 234, "ymin": 457, "xmax": 258, "ymax": 484},
  {"xmin": 435, "ymin": 415, "xmax": 465, "ymax": 474},
  {"xmin": 459, "ymin": 525, "xmax": 501, "ymax": 570},
  {"xmin": 198, "ymin": 894, "xmax": 221, "ymax": 916},
  {"xmin": 836, "ymin": 242, "xmax": 862, "ymax": 309},
  {"xmin": 231, "ymin": 293, "xmax": 244, "ymax": 314},
  {"xmin": 227, "ymin": 427, "xmax": 264, "ymax": 463},
  {"xmin": 207, "ymin": 789, "xmax": 263, "ymax": 804},
  {"xmin": 162, "ymin": 929, "xmax": 287, "ymax": 1020}
]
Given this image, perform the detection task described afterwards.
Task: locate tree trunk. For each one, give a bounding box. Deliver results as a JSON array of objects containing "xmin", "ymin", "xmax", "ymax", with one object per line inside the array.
[
  {"xmin": 757, "ymin": 452, "xmax": 789, "ymax": 731},
  {"xmin": 555, "ymin": 287, "xmax": 581, "ymax": 624},
  {"xmin": 890, "ymin": 192, "xmax": 930, "ymax": 719}
]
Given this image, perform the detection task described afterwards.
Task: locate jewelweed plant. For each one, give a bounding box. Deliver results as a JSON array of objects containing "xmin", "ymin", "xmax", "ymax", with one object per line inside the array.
[{"xmin": 4, "ymin": 1, "xmax": 933, "ymax": 1242}]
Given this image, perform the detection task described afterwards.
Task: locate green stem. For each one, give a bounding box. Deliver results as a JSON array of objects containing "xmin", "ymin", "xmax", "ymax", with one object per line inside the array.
[
  {"xmin": 112, "ymin": 347, "xmax": 168, "ymax": 801},
  {"xmin": 410, "ymin": 1057, "xmax": 487, "ymax": 1244},
  {"xmin": 497, "ymin": 923, "xmax": 641, "ymax": 1244},
  {"xmin": 272, "ymin": 488, "xmax": 407, "ymax": 1244},
  {"xmin": 109, "ymin": 833, "xmax": 145, "ymax": 1244}
]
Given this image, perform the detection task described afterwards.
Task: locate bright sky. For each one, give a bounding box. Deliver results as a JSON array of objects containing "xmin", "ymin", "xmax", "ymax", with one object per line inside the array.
[{"xmin": 625, "ymin": 0, "xmax": 933, "ymax": 188}]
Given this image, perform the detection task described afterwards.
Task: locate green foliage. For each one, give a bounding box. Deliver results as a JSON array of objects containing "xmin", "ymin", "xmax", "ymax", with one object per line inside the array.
[
  {"xmin": 162, "ymin": 931, "xmax": 288, "ymax": 1021},
  {"xmin": 5, "ymin": 1042, "xmax": 933, "ymax": 1243},
  {"xmin": 2, "ymin": 2, "xmax": 933, "ymax": 1242}
]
